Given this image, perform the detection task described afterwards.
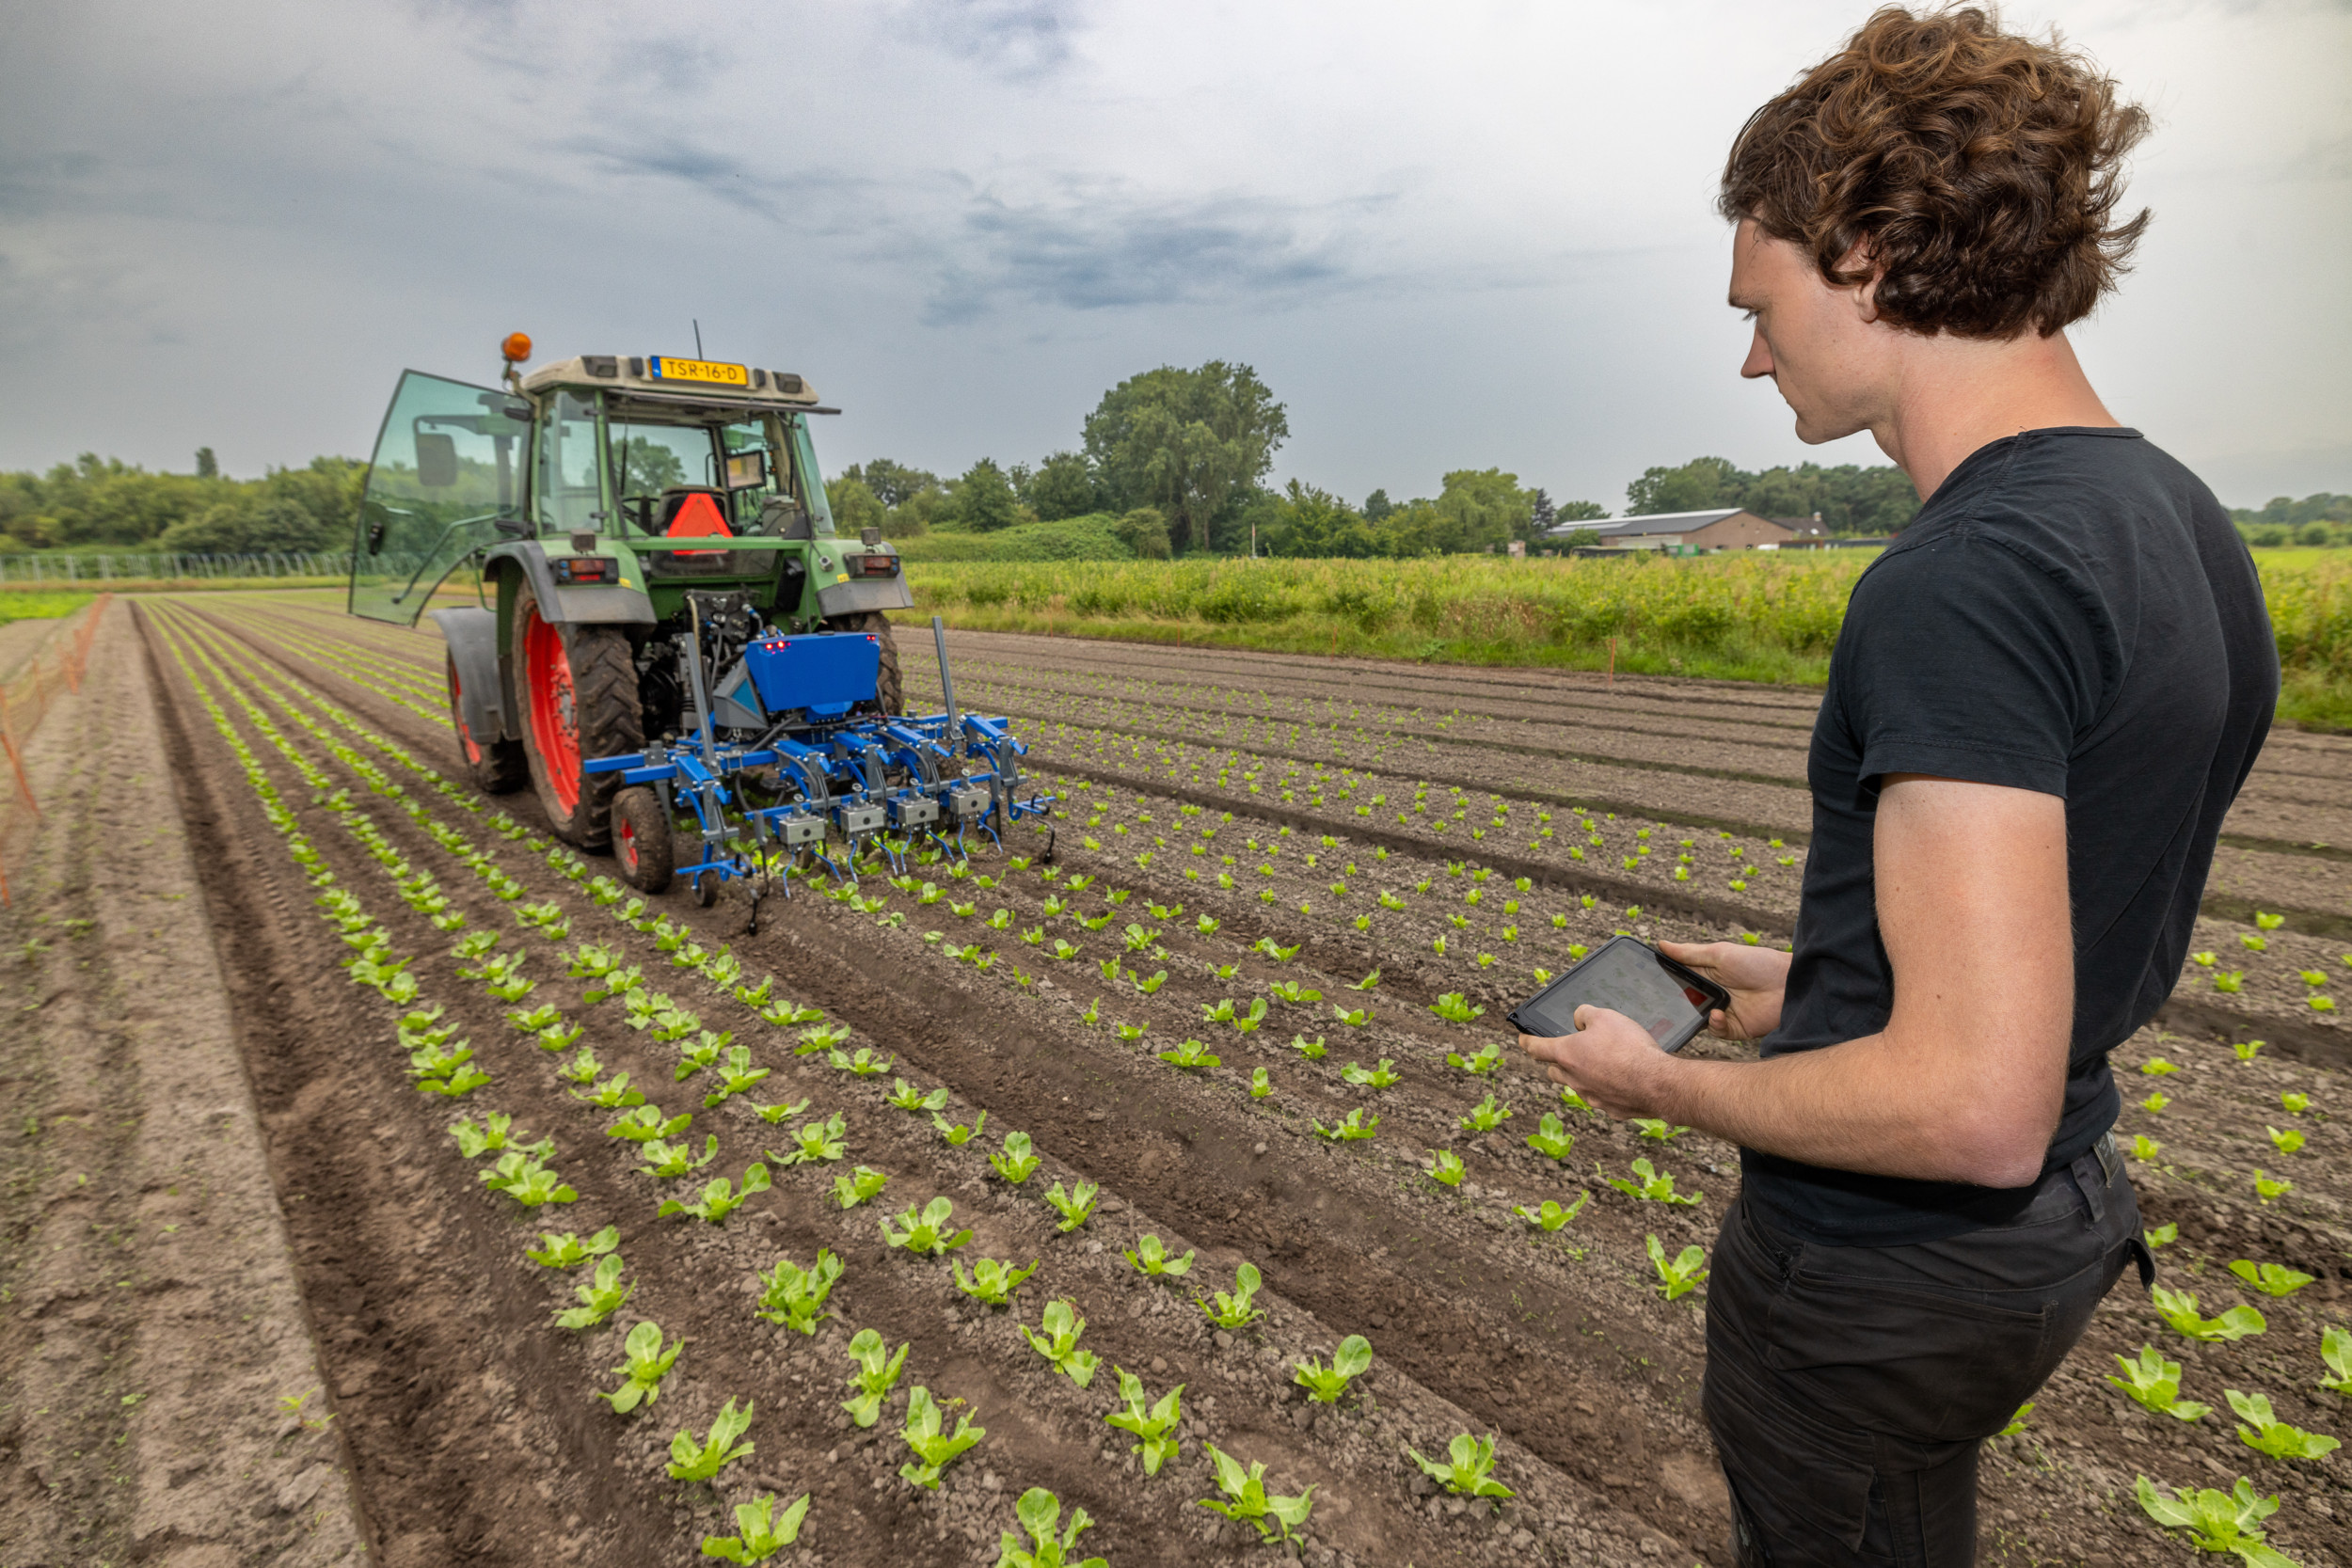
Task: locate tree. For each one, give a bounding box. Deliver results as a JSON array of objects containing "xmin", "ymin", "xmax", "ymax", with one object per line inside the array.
[
  {"xmin": 195, "ymin": 447, "xmax": 217, "ymax": 480},
  {"xmin": 1113, "ymin": 507, "xmax": 1172, "ymax": 559},
  {"xmin": 1083, "ymin": 361, "xmax": 1288, "ymax": 552},
  {"xmin": 1362, "ymin": 488, "xmax": 1394, "ymax": 523},
  {"xmin": 1625, "ymin": 456, "xmax": 1743, "ymax": 515},
  {"xmin": 1264, "ymin": 482, "xmax": 1378, "ymax": 558},
  {"xmin": 839, "ymin": 458, "xmax": 941, "ymax": 511},
  {"xmin": 1623, "ymin": 455, "xmax": 1918, "ymax": 534},
  {"xmin": 829, "ymin": 476, "xmax": 885, "ymax": 536},
  {"xmin": 1028, "ymin": 451, "xmax": 1100, "ymax": 520},
  {"xmin": 1554, "ymin": 499, "xmax": 1609, "ymax": 522},
  {"xmin": 947, "ymin": 458, "xmax": 1020, "ymax": 532},
  {"xmin": 1529, "ymin": 488, "xmax": 1555, "ymax": 532}
]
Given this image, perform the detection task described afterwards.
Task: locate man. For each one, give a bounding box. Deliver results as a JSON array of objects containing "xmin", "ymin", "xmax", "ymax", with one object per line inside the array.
[{"xmin": 1519, "ymin": 8, "xmax": 2278, "ymax": 1563}]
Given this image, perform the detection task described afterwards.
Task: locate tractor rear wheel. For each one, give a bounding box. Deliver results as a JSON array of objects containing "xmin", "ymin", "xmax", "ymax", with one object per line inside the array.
[
  {"xmin": 513, "ymin": 578, "xmax": 643, "ymax": 848},
  {"xmin": 445, "ymin": 650, "xmax": 527, "ymax": 794},
  {"xmin": 826, "ymin": 610, "xmax": 902, "ymax": 715},
  {"xmin": 612, "ymin": 786, "xmax": 675, "ymax": 894}
]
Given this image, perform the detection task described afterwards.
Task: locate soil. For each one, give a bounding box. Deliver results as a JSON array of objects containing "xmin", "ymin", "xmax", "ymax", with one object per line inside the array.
[{"xmin": 8, "ymin": 590, "xmax": 2346, "ymax": 1568}]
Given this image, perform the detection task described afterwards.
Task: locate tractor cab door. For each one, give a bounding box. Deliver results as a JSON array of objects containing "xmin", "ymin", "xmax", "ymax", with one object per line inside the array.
[{"xmin": 349, "ymin": 371, "xmax": 532, "ymax": 626}]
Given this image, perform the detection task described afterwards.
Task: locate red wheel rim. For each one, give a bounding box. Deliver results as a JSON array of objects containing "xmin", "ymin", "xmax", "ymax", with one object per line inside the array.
[
  {"xmin": 619, "ymin": 816, "xmax": 639, "ymax": 873},
  {"xmin": 447, "ymin": 657, "xmax": 483, "ymax": 765},
  {"xmin": 522, "ymin": 603, "xmax": 582, "ymax": 815}
]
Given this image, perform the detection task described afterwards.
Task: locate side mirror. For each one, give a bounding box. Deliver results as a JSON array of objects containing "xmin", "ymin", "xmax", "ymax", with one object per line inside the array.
[
  {"xmin": 494, "ymin": 512, "xmax": 530, "ymax": 538},
  {"xmin": 723, "ymin": 449, "xmax": 768, "ymax": 490},
  {"xmin": 416, "ymin": 432, "xmax": 458, "ymax": 488}
]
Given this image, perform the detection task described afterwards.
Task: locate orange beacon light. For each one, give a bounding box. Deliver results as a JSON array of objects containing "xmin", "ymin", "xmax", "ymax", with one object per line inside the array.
[{"xmin": 501, "ymin": 332, "xmax": 532, "ymax": 364}]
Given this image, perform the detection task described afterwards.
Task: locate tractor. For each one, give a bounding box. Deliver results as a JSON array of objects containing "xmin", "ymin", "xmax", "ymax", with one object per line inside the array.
[{"xmin": 347, "ymin": 336, "xmax": 1044, "ymax": 902}]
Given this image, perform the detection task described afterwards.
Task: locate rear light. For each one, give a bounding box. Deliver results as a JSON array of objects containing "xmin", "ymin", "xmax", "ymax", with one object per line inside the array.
[
  {"xmin": 552, "ymin": 555, "xmax": 620, "ymax": 585},
  {"xmin": 857, "ymin": 554, "xmax": 898, "ymax": 578}
]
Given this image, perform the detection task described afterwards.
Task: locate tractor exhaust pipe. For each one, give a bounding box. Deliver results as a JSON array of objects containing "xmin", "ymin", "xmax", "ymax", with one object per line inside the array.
[{"xmin": 931, "ymin": 616, "xmax": 960, "ymax": 737}]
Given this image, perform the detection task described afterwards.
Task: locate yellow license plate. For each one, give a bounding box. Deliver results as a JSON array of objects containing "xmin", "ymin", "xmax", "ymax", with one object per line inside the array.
[{"xmin": 647, "ymin": 356, "xmax": 749, "ymax": 387}]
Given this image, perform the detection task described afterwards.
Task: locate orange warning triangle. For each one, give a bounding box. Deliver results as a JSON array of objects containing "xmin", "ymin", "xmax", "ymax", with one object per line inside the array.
[{"xmin": 667, "ymin": 492, "xmax": 733, "ymax": 539}]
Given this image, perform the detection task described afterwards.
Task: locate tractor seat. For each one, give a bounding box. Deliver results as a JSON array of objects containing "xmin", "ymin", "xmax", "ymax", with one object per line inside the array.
[{"xmin": 658, "ymin": 486, "xmax": 734, "ymax": 540}]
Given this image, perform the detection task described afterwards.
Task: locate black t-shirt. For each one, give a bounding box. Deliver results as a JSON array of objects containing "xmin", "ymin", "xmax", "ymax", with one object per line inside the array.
[{"xmin": 1742, "ymin": 428, "xmax": 2279, "ymax": 1246}]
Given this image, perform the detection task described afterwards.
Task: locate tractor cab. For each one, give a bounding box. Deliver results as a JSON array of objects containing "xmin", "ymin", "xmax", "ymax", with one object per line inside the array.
[{"xmin": 349, "ymin": 339, "xmax": 914, "ymax": 856}]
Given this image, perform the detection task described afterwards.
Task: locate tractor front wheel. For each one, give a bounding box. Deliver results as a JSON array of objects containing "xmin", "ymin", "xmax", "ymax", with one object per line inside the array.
[
  {"xmin": 612, "ymin": 786, "xmax": 675, "ymax": 894},
  {"xmin": 825, "ymin": 610, "xmax": 902, "ymax": 715},
  {"xmin": 446, "ymin": 650, "xmax": 527, "ymax": 794},
  {"xmin": 514, "ymin": 579, "xmax": 643, "ymax": 848}
]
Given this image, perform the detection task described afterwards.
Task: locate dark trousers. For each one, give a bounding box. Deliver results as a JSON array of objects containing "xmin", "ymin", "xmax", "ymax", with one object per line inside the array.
[{"xmin": 1702, "ymin": 1134, "xmax": 2147, "ymax": 1565}]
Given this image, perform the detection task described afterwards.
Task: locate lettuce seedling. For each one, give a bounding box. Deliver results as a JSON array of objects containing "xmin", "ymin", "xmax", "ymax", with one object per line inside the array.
[
  {"xmin": 584, "ymin": 965, "xmax": 644, "ymax": 1004},
  {"xmin": 1159, "ymin": 1039, "xmax": 1220, "ymax": 1069},
  {"xmin": 526, "ymin": 1225, "xmax": 619, "ymax": 1269},
  {"xmin": 755, "ymin": 1249, "xmax": 843, "ymax": 1334},
  {"xmin": 839, "ymin": 1328, "xmax": 910, "ymax": 1427},
  {"xmin": 1430, "ymin": 992, "xmax": 1485, "ymax": 1024},
  {"xmin": 794, "ymin": 1022, "xmax": 851, "ymax": 1055},
  {"xmin": 1294, "ymin": 1335, "xmax": 1372, "ymax": 1403},
  {"xmin": 2227, "ymin": 1389, "xmax": 2341, "ymax": 1460},
  {"xmin": 660, "ymin": 1165, "xmax": 771, "ymax": 1224},
  {"xmin": 449, "ymin": 1113, "xmax": 548, "ymax": 1160},
  {"xmin": 1524, "ymin": 1114, "xmax": 1576, "ymax": 1161},
  {"xmin": 1255, "ymin": 938, "xmax": 1300, "ymax": 963},
  {"xmin": 1250, "ymin": 1066, "xmax": 1272, "ymax": 1099},
  {"xmin": 2230, "ymin": 1260, "xmax": 2315, "ymax": 1298},
  {"xmin": 2132, "ymin": 1134, "xmax": 2163, "ymax": 1163},
  {"xmin": 481, "ymin": 1150, "xmax": 578, "ymax": 1206},
  {"xmin": 995, "ymin": 1487, "xmax": 1106, "ymax": 1568},
  {"xmin": 1408, "ymin": 1433, "xmax": 1514, "ymax": 1498},
  {"xmin": 759, "ymin": 998, "xmax": 827, "ymax": 1027},
  {"xmin": 1290, "ymin": 1034, "xmax": 1327, "ymax": 1060},
  {"xmin": 699, "ymin": 1492, "xmax": 810, "ymax": 1563},
  {"xmin": 1342, "ymin": 1059, "xmax": 1401, "ymax": 1088},
  {"xmin": 1315, "ymin": 1108, "xmax": 1380, "ymax": 1142},
  {"xmin": 932, "ymin": 1109, "xmax": 987, "ymax": 1146},
  {"xmin": 887, "ymin": 1079, "xmax": 951, "ymax": 1114},
  {"xmin": 653, "ymin": 1009, "xmax": 704, "ymax": 1045},
  {"xmin": 748, "ymin": 1094, "xmax": 810, "ymax": 1125},
  {"xmin": 1125, "ymin": 1235, "xmax": 1195, "ymax": 1276},
  {"xmin": 667, "ymin": 1397, "xmax": 755, "ymax": 1482},
  {"xmin": 2321, "ymin": 1325, "xmax": 2352, "ymax": 1396},
  {"xmin": 1266, "ymin": 980, "xmax": 1322, "ymax": 1006},
  {"xmin": 2106, "ymin": 1345, "xmax": 2210, "ymax": 1421},
  {"xmin": 1461, "ymin": 1095, "xmax": 1512, "ymax": 1132},
  {"xmin": 1330, "ymin": 1005, "xmax": 1372, "ymax": 1027},
  {"xmin": 771, "ymin": 1113, "xmax": 848, "ymax": 1166},
  {"xmin": 1447, "ymin": 1043, "xmax": 1503, "ymax": 1077},
  {"xmin": 2153, "ymin": 1286, "xmax": 2267, "ymax": 1343},
  {"xmin": 557, "ymin": 1046, "xmax": 601, "ymax": 1085},
  {"xmin": 1104, "ymin": 1367, "xmax": 1184, "ymax": 1475},
  {"xmin": 1114, "ymin": 1022, "xmax": 1148, "ymax": 1045},
  {"xmin": 1351, "ymin": 967, "xmax": 1383, "ymax": 990},
  {"xmin": 882, "ymin": 1196, "xmax": 974, "ymax": 1257},
  {"xmin": 1020, "ymin": 1298, "xmax": 1100, "ymax": 1387},
  {"xmin": 2255, "ymin": 1170, "xmax": 2294, "ymax": 1203},
  {"xmin": 554, "ymin": 1255, "xmax": 632, "ymax": 1329},
  {"xmin": 636, "ymin": 1135, "xmax": 721, "ymax": 1180},
  {"xmin": 624, "ymin": 990, "xmax": 666, "ymax": 1030},
  {"xmin": 1425, "ymin": 1149, "xmax": 1467, "ymax": 1187},
  {"xmin": 596, "ymin": 1319, "xmax": 683, "ymax": 1414},
  {"xmin": 701, "ymin": 1046, "xmax": 771, "ymax": 1107},
  {"xmin": 608, "ymin": 1104, "xmax": 691, "ymax": 1143},
  {"xmin": 2267, "ymin": 1126, "xmax": 2305, "ymax": 1154},
  {"xmin": 898, "ymin": 1386, "xmax": 984, "ymax": 1489},
  {"xmin": 990, "ymin": 1131, "xmax": 1042, "ymax": 1184},
  {"xmin": 1601, "ymin": 1158, "xmax": 1702, "ymax": 1206},
  {"xmin": 1133, "ymin": 970, "xmax": 1168, "ymax": 995},
  {"xmin": 1044, "ymin": 1180, "xmax": 1099, "ymax": 1232},
  {"xmin": 833, "ymin": 1165, "xmax": 889, "ymax": 1210},
  {"xmin": 1514, "ymin": 1194, "xmax": 1588, "ymax": 1232},
  {"xmin": 1633, "ymin": 1119, "xmax": 1689, "ymax": 1142},
  {"xmin": 1647, "ymin": 1235, "xmax": 1708, "ymax": 1299},
  {"xmin": 954, "ymin": 1256, "xmax": 1039, "ymax": 1307},
  {"xmin": 829, "ymin": 1047, "xmax": 894, "ymax": 1078},
  {"xmin": 1198, "ymin": 1443, "xmax": 1315, "ymax": 1543},
  {"xmin": 1199, "ymin": 1261, "xmax": 1265, "ymax": 1329}
]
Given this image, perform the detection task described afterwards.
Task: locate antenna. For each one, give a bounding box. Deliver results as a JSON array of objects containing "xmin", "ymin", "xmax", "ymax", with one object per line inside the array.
[{"xmin": 693, "ymin": 319, "xmax": 704, "ymax": 358}]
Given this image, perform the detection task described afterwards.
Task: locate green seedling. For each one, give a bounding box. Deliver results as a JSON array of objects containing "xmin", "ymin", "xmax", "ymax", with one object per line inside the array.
[
  {"xmin": 507, "ymin": 1002, "xmax": 563, "ymax": 1033},
  {"xmin": 596, "ymin": 1320, "xmax": 683, "ymax": 1414},
  {"xmin": 584, "ymin": 965, "xmax": 644, "ymax": 1004},
  {"xmin": 2230, "ymin": 1260, "xmax": 2315, "ymax": 1298},
  {"xmin": 1524, "ymin": 1113, "xmax": 1576, "ymax": 1161},
  {"xmin": 1315, "ymin": 1107, "xmax": 1380, "ymax": 1142},
  {"xmin": 1351, "ymin": 967, "xmax": 1383, "ymax": 990},
  {"xmin": 608, "ymin": 1104, "xmax": 691, "ymax": 1144},
  {"xmin": 1342, "ymin": 1058, "xmax": 1400, "ymax": 1088},
  {"xmin": 841, "ymin": 1328, "xmax": 910, "ymax": 1427},
  {"xmin": 666, "ymin": 1397, "xmax": 755, "ymax": 1482},
  {"xmin": 526, "ymin": 1225, "xmax": 620, "ymax": 1269},
  {"xmin": 749, "ymin": 1095, "xmax": 812, "ymax": 1125},
  {"xmin": 2133, "ymin": 1133, "xmax": 2163, "ymax": 1162},
  {"xmin": 1601, "ymin": 1157, "xmax": 1702, "ymax": 1206},
  {"xmin": 2282, "ymin": 1091, "xmax": 2312, "ymax": 1115},
  {"xmin": 1633, "ymin": 1119, "xmax": 1689, "ymax": 1142},
  {"xmin": 2146, "ymin": 1222, "xmax": 2180, "ymax": 1249},
  {"xmin": 771, "ymin": 1113, "xmax": 848, "ymax": 1167},
  {"xmin": 1293, "ymin": 1335, "xmax": 1373, "ymax": 1403},
  {"xmin": 1425, "ymin": 1149, "xmax": 1467, "ymax": 1187},
  {"xmin": 898, "ymin": 1386, "xmax": 984, "ymax": 1490},
  {"xmin": 1461, "ymin": 1094, "xmax": 1511, "ymax": 1132},
  {"xmin": 1158, "ymin": 1038, "xmax": 1220, "ymax": 1069},
  {"xmin": 932, "ymin": 1109, "xmax": 987, "ymax": 1146},
  {"xmin": 1199, "ymin": 1261, "xmax": 1265, "ymax": 1329},
  {"xmin": 1994, "ymin": 1402, "xmax": 2033, "ymax": 1438},
  {"xmin": 2106, "ymin": 1345, "xmax": 2210, "ymax": 1420},
  {"xmin": 1514, "ymin": 1194, "xmax": 1588, "ymax": 1232},
  {"xmin": 659, "ymin": 1165, "xmax": 771, "ymax": 1223},
  {"xmin": 1430, "ymin": 992, "xmax": 1485, "ymax": 1024},
  {"xmin": 699, "ymin": 1492, "xmax": 810, "ymax": 1563},
  {"xmin": 1447, "ymin": 1042, "xmax": 1503, "ymax": 1077},
  {"xmin": 554, "ymin": 1254, "xmax": 633, "ymax": 1329},
  {"xmin": 833, "ymin": 1164, "xmax": 889, "ymax": 1209},
  {"xmin": 2255, "ymin": 1169, "xmax": 2294, "ymax": 1203},
  {"xmin": 1249, "ymin": 1066, "xmax": 1272, "ymax": 1098},
  {"xmin": 994, "ymin": 1487, "xmax": 1107, "ymax": 1568},
  {"xmin": 636, "ymin": 1136, "xmax": 721, "ymax": 1180},
  {"xmin": 481, "ymin": 1150, "xmax": 578, "ymax": 1206},
  {"xmin": 1408, "ymin": 1432, "xmax": 1514, "ymax": 1498},
  {"xmin": 1126, "ymin": 1234, "xmax": 1195, "ymax": 1276},
  {"xmin": 1290, "ymin": 1034, "xmax": 1327, "ymax": 1060},
  {"xmin": 2140, "ymin": 1090, "xmax": 2169, "ymax": 1113},
  {"xmin": 2227, "ymin": 1389, "xmax": 2341, "ymax": 1460},
  {"xmin": 1647, "ymin": 1235, "xmax": 1709, "ymax": 1299},
  {"xmin": 2153, "ymin": 1285, "xmax": 2267, "ymax": 1343},
  {"xmin": 990, "ymin": 1131, "xmax": 1042, "ymax": 1184},
  {"xmin": 754, "ymin": 1249, "xmax": 843, "ymax": 1334},
  {"xmin": 794, "ymin": 1022, "xmax": 851, "ymax": 1055},
  {"xmin": 830, "ymin": 1047, "xmax": 893, "ymax": 1078},
  {"xmin": 702, "ymin": 1046, "xmax": 771, "ymax": 1107},
  {"xmin": 954, "ymin": 1256, "xmax": 1039, "ymax": 1307},
  {"xmin": 556, "ymin": 1046, "xmax": 601, "ymax": 1085},
  {"xmin": 882, "ymin": 1196, "xmax": 974, "ymax": 1257},
  {"xmin": 2237, "ymin": 1038, "xmax": 2267, "ymax": 1061},
  {"xmin": 1132, "ymin": 970, "xmax": 1168, "ymax": 995},
  {"xmin": 449, "ymin": 1112, "xmax": 548, "ymax": 1159},
  {"xmin": 1021, "ymin": 1298, "xmax": 1101, "ymax": 1387},
  {"xmin": 887, "ymin": 1079, "xmax": 951, "ymax": 1114},
  {"xmin": 1105, "ymin": 1368, "xmax": 1184, "ymax": 1475},
  {"xmin": 1113, "ymin": 1022, "xmax": 1147, "ymax": 1045},
  {"xmin": 1199, "ymin": 1443, "xmax": 1315, "ymax": 1543},
  {"xmin": 2140, "ymin": 1057, "xmax": 2181, "ymax": 1076},
  {"xmin": 2267, "ymin": 1126, "xmax": 2305, "ymax": 1155},
  {"xmin": 760, "ymin": 998, "xmax": 826, "ymax": 1027},
  {"xmin": 1266, "ymin": 980, "xmax": 1321, "ymax": 1005},
  {"xmin": 1330, "ymin": 1004, "xmax": 1372, "ymax": 1027},
  {"xmin": 1044, "ymin": 1180, "xmax": 1100, "ymax": 1232}
]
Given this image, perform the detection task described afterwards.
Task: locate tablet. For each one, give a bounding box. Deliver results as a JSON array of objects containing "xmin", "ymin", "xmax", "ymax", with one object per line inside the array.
[{"xmin": 1506, "ymin": 935, "xmax": 1730, "ymax": 1054}]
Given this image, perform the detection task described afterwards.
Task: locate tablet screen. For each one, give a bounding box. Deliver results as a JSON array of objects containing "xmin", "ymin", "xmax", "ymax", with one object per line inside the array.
[{"xmin": 1516, "ymin": 940, "xmax": 1714, "ymax": 1045}]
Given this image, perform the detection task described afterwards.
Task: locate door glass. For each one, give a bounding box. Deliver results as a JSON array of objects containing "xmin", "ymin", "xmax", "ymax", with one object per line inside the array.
[
  {"xmin": 608, "ymin": 418, "xmax": 720, "ymax": 533},
  {"xmin": 349, "ymin": 371, "xmax": 529, "ymax": 625},
  {"xmin": 535, "ymin": 390, "xmax": 608, "ymax": 535},
  {"xmin": 787, "ymin": 413, "xmax": 837, "ymax": 536}
]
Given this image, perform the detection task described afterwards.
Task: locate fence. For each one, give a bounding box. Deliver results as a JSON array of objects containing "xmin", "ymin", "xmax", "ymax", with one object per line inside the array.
[
  {"xmin": 0, "ymin": 594, "xmax": 112, "ymax": 904},
  {"xmin": 0, "ymin": 551, "xmax": 387, "ymax": 583}
]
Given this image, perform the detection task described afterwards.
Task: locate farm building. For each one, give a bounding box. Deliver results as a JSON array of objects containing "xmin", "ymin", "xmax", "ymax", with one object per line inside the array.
[{"xmin": 1546, "ymin": 507, "xmax": 1796, "ymax": 554}]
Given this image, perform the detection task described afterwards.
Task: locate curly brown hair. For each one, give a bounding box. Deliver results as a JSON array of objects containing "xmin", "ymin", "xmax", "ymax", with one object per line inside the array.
[{"xmin": 1720, "ymin": 6, "xmax": 2151, "ymax": 339}]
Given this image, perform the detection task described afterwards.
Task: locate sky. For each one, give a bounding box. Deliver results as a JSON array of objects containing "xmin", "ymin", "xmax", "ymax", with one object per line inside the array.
[{"xmin": 1, "ymin": 0, "xmax": 2345, "ymax": 514}]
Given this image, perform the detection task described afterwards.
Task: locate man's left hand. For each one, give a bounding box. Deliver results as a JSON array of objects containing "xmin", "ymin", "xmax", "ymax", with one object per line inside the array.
[{"xmin": 1518, "ymin": 1006, "xmax": 1672, "ymax": 1119}]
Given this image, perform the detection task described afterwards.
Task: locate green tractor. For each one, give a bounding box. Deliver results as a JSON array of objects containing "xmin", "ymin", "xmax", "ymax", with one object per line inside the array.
[{"xmin": 349, "ymin": 337, "xmax": 911, "ymax": 860}]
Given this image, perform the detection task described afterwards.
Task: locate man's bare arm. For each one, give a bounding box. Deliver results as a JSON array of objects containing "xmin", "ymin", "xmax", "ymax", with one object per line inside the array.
[{"xmin": 1520, "ymin": 775, "xmax": 2072, "ymax": 1188}]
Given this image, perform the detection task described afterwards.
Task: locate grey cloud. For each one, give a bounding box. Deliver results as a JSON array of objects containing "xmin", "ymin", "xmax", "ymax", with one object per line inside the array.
[
  {"xmin": 0, "ymin": 152, "xmax": 103, "ymax": 219},
  {"xmin": 896, "ymin": 0, "xmax": 1088, "ymax": 79}
]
